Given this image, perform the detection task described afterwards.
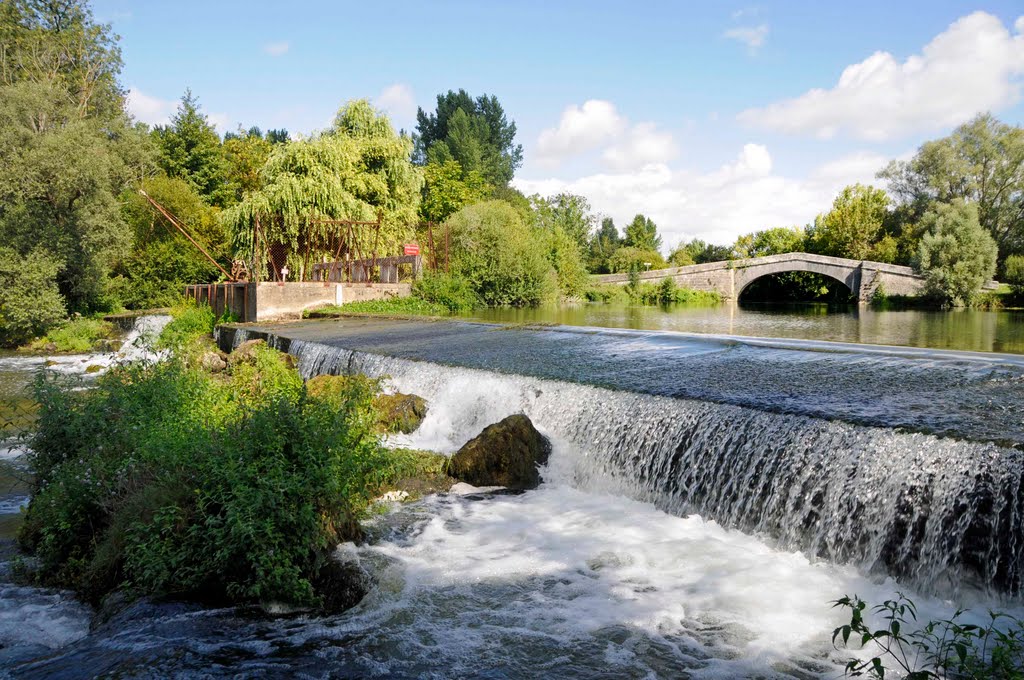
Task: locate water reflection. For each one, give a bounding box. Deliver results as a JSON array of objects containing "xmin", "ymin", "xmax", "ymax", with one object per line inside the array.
[{"xmin": 466, "ymin": 302, "xmax": 1024, "ymax": 354}]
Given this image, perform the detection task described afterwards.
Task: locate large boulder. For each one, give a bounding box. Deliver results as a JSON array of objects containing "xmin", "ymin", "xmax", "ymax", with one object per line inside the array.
[
  {"xmin": 447, "ymin": 414, "xmax": 551, "ymax": 490},
  {"xmin": 227, "ymin": 339, "xmax": 265, "ymax": 367},
  {"xmin": 376, "ymin": 393, "xmax": 427, "ymax": 434}
]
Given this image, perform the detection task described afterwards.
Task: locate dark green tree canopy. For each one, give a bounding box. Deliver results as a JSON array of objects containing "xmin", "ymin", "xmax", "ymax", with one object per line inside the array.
[
  {"xmin": 153, "ymin": 90, "xmax": 231, "ymax": 206},
  {"xmin": 623, "ymin": 214, "xmax": 662, "ymax": 251},
  {"xmin": 414, "ymin": 89, "xmax": 523, "ymax": 187}
]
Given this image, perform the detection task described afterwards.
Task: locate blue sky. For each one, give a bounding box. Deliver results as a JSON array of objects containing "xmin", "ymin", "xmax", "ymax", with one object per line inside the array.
[{"xmin": 96, "ymin": 1, "xmax": 1024, "ymax": 249}]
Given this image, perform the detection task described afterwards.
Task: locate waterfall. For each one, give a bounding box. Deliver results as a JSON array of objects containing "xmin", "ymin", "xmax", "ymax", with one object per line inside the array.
[{"xmin": 222, "ymin": 326, "xmax": 1024, "ymax": 600}]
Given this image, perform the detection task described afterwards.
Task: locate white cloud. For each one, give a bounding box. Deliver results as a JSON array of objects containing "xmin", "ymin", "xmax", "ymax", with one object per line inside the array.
[
  {"xmin": 602, "ymin": 122, "xmax": 679, "ymax": 170},
  {"xmin": 373, "ymin": 83, "xmax": 417, "ymax": 123},
  {"xmin": 263, "ymin": 41, "xmax": 290, "ymax": 57},
  {"xmin": 738, "ymin": 11, "xmax": 1024, "ymax": 140},
  {"xmin": 535, "ymin": 99, "xmax": 677, "ymax": 170},
  {"xmin": 125, "ymin": 87, "xmax": 177, "ymax": 126},
  {"xmin": 514, "ymin": 146, "xmax": 888, "ymax": 249},
  {"xmin": 723, "ymin": 24, "xmax": 769, "ymax": 51}
]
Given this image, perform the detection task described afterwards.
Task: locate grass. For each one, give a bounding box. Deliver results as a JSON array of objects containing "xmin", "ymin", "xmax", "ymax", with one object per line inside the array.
[
  {"xmin": 584, "ymin": 278, "xmax": 722, "ymax": 306},
  {"xmin": 306, "ymin": 297, "xmax": 454, "ymax": 318},
  {"xmin": 23, "ymin": 317, "xmax": 118, "ymax": 353}
]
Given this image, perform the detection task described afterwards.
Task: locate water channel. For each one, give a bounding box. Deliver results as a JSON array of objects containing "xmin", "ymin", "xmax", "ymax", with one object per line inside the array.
[{"xmin": 2, "ymin": 305, "xmax": 1024, "ymax": 677}]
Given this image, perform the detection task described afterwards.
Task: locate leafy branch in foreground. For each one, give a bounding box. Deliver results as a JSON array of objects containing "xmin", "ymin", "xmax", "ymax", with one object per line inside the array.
[{"xmin": 832, "ymin": 593, "xmax": 1024, "ymax": 679}]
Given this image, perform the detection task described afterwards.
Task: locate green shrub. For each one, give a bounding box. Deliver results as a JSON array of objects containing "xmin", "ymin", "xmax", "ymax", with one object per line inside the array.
[
  {"xmin": 413, "ymin": 272, "xmax": 479, "ymax": 312},
  {"xmin": 20, "ymin": 344, "xmax": 393, "ymax": 607},
  {"xmin": 158, "ymin": 301, "xmax": 216, "ymax": 349},
  {"xmin": 307, "ymin": 297, "xmax": 451, "ymax": 318},
  {"xmin": 1005, "ymin": 254, "xmax": 1024, "ymax": 295},
  {"xmin": 26, "ymin": 318, "xmax": 117, "ymax": 353},
  {"xmin": 915, "ymin": 201, "xmax": 998, "ymax": 307},
  {"xmin": 608, "ymin": 247, "xmax": 666, "ymax": 274},
  {"xmin": 0, "ymin": 247, "xmax": 66, "ymax": 348},
  {"xmin": 444, "ymin": 201, "xmax": 557, "ymax": 306},
  {"xmin": 584, "ymin": 284, "xmax": 629, "ymax": 303},
  {"xmin": 832, "ymin": 593, "xmax": 1024, "ymax": 679}
]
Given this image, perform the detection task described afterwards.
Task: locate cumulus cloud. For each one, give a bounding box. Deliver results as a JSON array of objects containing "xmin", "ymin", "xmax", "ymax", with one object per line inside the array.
[
  {"xmin": 125, "ymin": 87, "xmax": 177, "ymax": 126},
  {"xmin": 723, "ymin": 24, "xmax": 769, "ymax": 51},
  {"xmin": 514, "ymin": 146, "xmax": 889, "ymax": 249},
  {"xmin": 738, "ymin": 11, "xmax": 1024, "ymax": 140},
  {"xmin": 535, "ymin": 99, "xmax": 677, "ymax": 170},
  {"xmin": 263, "ymin": 41, "xmax": 290, "ymax": 57},
  {"xmin": 373, "ymin": 83, "xmax": 417, "ymax": 123}
]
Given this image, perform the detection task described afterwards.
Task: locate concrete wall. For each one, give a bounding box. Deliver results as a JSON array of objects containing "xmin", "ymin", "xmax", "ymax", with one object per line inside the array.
[{"xmin": 184, "ymin": 282, "xmax": 412, "ymax": 322}]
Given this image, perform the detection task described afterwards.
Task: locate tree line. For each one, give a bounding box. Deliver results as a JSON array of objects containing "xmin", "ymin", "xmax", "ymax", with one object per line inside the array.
[{"xmin": 2, "ymin": 0, "xmax": 1023, "ymax": 347}]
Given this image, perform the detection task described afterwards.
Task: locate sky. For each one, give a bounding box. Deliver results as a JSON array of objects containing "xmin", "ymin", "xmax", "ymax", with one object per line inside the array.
[{"xmin": 94, "ymin": 1, "xmax": 1024, "ymax": 250}]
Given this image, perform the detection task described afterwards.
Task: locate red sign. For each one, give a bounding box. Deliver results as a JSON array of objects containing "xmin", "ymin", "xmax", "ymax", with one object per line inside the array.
[{"xmin": 403, "ymin": 244, "xmax": 420, "ymax": 256}]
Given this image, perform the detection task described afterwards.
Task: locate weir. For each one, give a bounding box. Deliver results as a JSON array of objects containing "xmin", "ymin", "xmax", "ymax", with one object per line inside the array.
[{"xmin": 220, "ymin": 319, "xmax": 1024, "ymax": 599}]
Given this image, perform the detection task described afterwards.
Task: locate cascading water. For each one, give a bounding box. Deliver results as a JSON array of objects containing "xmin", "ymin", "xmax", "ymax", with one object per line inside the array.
[{"xmin": 227, "ymin": 325, "xmax": 1024, "ymax": 600}]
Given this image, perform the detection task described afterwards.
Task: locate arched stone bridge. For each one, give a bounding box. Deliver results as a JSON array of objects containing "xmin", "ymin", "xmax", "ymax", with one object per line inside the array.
[{"xmin": 591, "ymin": 252, "xmax": 951, "ymax": 302}]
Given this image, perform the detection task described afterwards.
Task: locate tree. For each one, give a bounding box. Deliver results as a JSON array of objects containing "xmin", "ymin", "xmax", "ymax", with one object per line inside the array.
[
  {"xmin": 732, "ymin": 226, "xmax": 806, "ymax": 258},
  {"xmin": 420, "ymin": 160, "xmax": 490, "ymax": 223},
  {"xmin": 679, "ymin": 239, "xmax": 731, "ymax": 264},
  {"xmin": 0, "ymin": 247, "xmax": 66, "ymax": 347},
  {"xmin": 0, "ymin": 1, "xmax": 154, "ymax": 314},
  {"xmin": 1005, "ymin": 255, "xmax": 1024, "ymax": 296},
  {"xmin": 915, "ymin": 201, "xmax": 998, "ymax": 306},
  {"xmin": 445, "ymin": 201, "xmax": 555, "ymax": 306},
  {"xmin": 543, "ymin": 225, "xmax": 589, "ymax": 298},
  {"xmin": 879, "ymin": 114, "xmax": 1024, "ymax": 262},
  {"xmin": 414, "ymin": 89, "xmax": 523, "ymax": 187},
  {"xmin": 623, "ymin": 214, "xmax": 661, "ymax": 251},
  {"xmin": 154, "ymin": 91, "xmax": 230, "ymax": 206},
  {"xmin": 608, "ymin": 247, "xmax": 666, "ymax": 273},
  {"xmin": 531, "ymin": 193, "xmax": 595, "ymax": 251},
  {"xmin": 588, "ymin": 217, "xmax": 622, "ymax": 273},
  {"xmin": 808, "ymin": 184, "xmax": 896, "ymax": 262},
  {"xmin": 222, "ymin": 126, "xmax": 273, "ymax": 201},
  {"xmin": 222, "ymin": 100, "xmax": 422, "ymax": 280}
]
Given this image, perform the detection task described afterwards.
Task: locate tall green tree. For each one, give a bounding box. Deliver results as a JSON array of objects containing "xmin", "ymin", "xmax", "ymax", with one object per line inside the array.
[
  {"xmin": 915, "ymin": 200, "xmax": 998, "ymax": 307},
  {"xmin": 154, "ymin": 90, "xmax": 231, "ymax": 206},
  {"xmin": 222, "ymin": 125, "xmax": 273, "ymax": 201},
  {"xmin": 222, "ymin": 100, "xmax": 423, "ymax": 280},
  {"xmin": 588, "ymin": 217, "xmax": 622, "ymax": 273},
  {"xmin": 531, "ymin": 193, "xmax": 595, "ymax": 251},
  {"xmin": 879, "ymin": 114, "xmax": 1024, "ymax": 262},
  {"xmin": 420, "ymin": 159, "xmax": 490, "ymax": 223},
  {"xmin": 808, "ymin": 184, "xmax": 896, "ymax": 262},
  {"xmin": 623, "ymin": 214, "xmax": 662, "ymax": 251},
  {"xmin": 0, "ymin": 0, "xmax": 153, "ymax": 313},
  {"xmin": 732, "ymin": 226, "xmax": 806, "ymax": 258},
  {"xmin": 414, "ymin": 89, "xmax": 523, "ymax": 187}
]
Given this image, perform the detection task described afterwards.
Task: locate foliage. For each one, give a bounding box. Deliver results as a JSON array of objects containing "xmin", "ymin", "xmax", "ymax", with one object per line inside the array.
[
  {"xmin": 880, "ymin": 114, "xmax": 1024, "ymax": 262},
  {"xmin": 915, "ymin": 201, "xmax": 998, "ymax": 307},
  {"xmin": 809, "ymin": 184, "xmax": 895, "ymax": 262},
  {"xmin": 157, "ymin": 301, "xmax": 216, "ymax": 350},
  {"xmin": 412, "ymin": 272, "xmax": 479, "ymax": 312},
  {"xmin": 19, "ymin": 343, "xmax": 396, "ymax": 607},
  {"xmin": 831, "ymin": 593, "xmax": 1024, "ymax": 679},
  {"xmin": 0, "ymin": 247, "xmax": 67, "ymax": 347},
  {"xmin": 608, "ymin": 247, "xmax": 666, "ymax": 274},
  {"xmin": 414, "ymin": 89, "xmax": 523, "ymax": 187},
  {"xmin": 153, "ymin": 90, "xmax": 231, "ymax": 206},
  {"xmin": 222, "ymin": 126, "xmax": 274, "ymax": 202},
  {"xmin": 115, "ymin": 176, "xmax": 227, "ymax": 309},
  {"xmin": 623, "ymin": 214, "xmax": 662, "ymax": 251},
  {"xmin": 680, "ymin": 239, "xmax": 733, "ymax": 264},
  {"xmin": 531, "ymin": 193, "xmax": 595, "ymax": 251},
  {"xmin": 630, "ymin": 279, "xmax": 721, "ymax": 306},
  {"xmin": 583, "ymin": 283, "xmax": 629, "ymax": 303},
  {"xmin": 667, "ymin": 244, "xmax": 695, "ymax": 267},
  {"xmin": 420, "ymin": 159, "xmax": 490, "ymax": 223},
  {"xmin": 444, "ymin": 201, "xmax": 556, "ymax": 306},
  {"xmin": 222, "ymin": 100, "xmax": 423, "ymax": 280},
  {"xmin": 1005, "ymin": 255, "xmax": 1024, "ymax": 296},
  {"xmin": 588, "ymin": 217, "xmax": 623, "ymax": 273},
  {"xmin": 26, "ymin": 317, "xmax": 116, "ymax": 353},
  {"xmin": 733, "ymin": 226, "xmax": 806, "ymax": 258},
  {"xmin": 541, "ymin": 225, "xmax": 589, "ymax": 298}
]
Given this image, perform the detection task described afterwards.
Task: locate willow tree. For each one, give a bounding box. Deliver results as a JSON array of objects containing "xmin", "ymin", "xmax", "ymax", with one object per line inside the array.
[{"xmin": 222, "ymin": 100, "xmax": 423, "ymax": 280}]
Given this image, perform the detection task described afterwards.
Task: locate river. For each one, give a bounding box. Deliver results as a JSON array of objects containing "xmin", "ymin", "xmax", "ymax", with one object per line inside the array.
[{"xmin": 1, "ymin": 308, "xmax": 1023, "ymax": 678}]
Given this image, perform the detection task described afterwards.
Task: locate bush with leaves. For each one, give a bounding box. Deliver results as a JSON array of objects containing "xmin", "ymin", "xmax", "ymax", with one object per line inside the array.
[
  {"xmin": 832, "ymin": 593, "xmax": 1024, "ymax": 679},
  {"xmin": 412, "ymin": 272, "xmax": 479, "ymax": 312},
  {"xmin": 0, "ymin": 247, "xmax": 67, "ymax": 348},
  {"xmin": 608, "ymin": 247, "xmax": 666, "ymax": 274},
  {"xmin": 19, "ymin": 338, "xmax": 397, "ymax": 608},
  {"xmin": 915, "ymin": 201, "xmax": 998, "ymax": 307},
  {"xmin": 1005, "ymin": 255, "xmax": 1024, "ymax": 297}
]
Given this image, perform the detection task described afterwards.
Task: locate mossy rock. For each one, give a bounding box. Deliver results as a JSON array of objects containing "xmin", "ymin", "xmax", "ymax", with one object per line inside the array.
[
  {"xmin": 448, "ymin": 414, "xmax": 551, "ymax": 490},
  {"xmin": 375, "ymin": 393, "xmax": 427, "ymax": 434},
  {"xmin": 226, "ymin": 339, "xmax": 266, "ymax": 367},
  {"xmin": 85, "ymin": 364, "xmax": 104, "ymax": 374}
]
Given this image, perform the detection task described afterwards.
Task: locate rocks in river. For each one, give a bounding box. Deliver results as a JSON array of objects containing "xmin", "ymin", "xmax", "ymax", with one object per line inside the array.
[
  {"xmin": 226, "ymin": 339, "xmax": 265, "ymax": 367},
  {"xmin": 375, "ymin": 393, "xmax": 428, "ymax": 434},
  {"xmin": 199, "ymin": 351, "xmax": 227, "ymax": 373},
  {"xmin": 84, "ymin": 364, "xmax": 104, "ymax": 374},
  {"xmin": 93, "ymin": 339, "xmax": 122, "ymax": 353},
  {"xmin": 448, "ymin": 414, "xmax": 551, "ymax": 490}
]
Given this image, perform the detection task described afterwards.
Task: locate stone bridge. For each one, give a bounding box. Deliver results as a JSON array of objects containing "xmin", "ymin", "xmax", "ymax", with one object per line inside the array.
[{"xmin": 591, "ymin": 252, "xmax": 939, "ymax": 302}]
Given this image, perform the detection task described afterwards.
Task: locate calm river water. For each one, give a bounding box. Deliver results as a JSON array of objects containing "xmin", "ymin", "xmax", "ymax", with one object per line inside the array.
[{"xmin": 467, "ymin": 302, "xmax": 1024, "ymax": 354}]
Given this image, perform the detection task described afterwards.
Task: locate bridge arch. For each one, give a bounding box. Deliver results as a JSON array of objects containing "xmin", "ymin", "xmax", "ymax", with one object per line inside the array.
[{"xmin": 734, "ymin": 260, "xmax": 859, "ymax": 301}]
